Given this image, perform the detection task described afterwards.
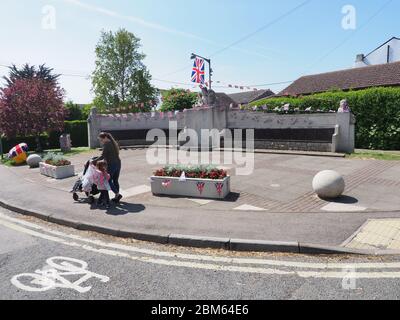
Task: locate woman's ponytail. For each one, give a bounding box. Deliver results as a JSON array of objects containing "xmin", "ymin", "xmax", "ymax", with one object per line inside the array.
[{"xmin": 99, "ymin": 132, "xmax": 120, "ymax": 155}]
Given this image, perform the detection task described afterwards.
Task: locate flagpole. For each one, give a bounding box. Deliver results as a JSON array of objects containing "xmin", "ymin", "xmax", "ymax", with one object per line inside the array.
[{"xmin": 208, "ymin": 59, "xmax": 212, "ymax": 90}]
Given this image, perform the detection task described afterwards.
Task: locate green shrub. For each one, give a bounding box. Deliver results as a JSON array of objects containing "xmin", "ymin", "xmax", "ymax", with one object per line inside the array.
[
  {"xmin": 65, "ymin": 101, "xmax": 84, "ymax": 120},
  {"xmin": 2, "ymin": 121, "xmax": 88, "ymax": 152},
  {"xmin": 49, "ymin": 121, "xmax": 88, "ymax": 148},
  {"xmin": 251, "ymin": 87, "xmax": 400, "ymax": 150},
  {"xmin": 160, "ymin": 88, "xmax": 198, "ymax": 112}
]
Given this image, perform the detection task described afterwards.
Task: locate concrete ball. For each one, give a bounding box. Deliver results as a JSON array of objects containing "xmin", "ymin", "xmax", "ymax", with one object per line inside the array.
[
  {"xmin": 312, "ymin": 170, "xmax": 345, "ymax": 199},
  {"xmin": 27, "ymin": 154, "xmax": 43, "ymax": 168}
]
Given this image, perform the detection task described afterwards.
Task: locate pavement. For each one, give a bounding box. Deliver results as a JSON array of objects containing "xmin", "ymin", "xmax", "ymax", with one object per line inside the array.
[
  {"xmin": 3, "ymin": 206, "xmax": 400, "ymax": 300},
  {"xmin": 1, "ymin": 148, "xmax": 400, "ymax": 254}
]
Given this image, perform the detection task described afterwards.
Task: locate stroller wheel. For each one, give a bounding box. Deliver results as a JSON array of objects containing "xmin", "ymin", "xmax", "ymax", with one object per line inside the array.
[
  {"xmin": 72, "ymin": 193, "xmax": 79, "ymax": 201},
  {"xmin": 88, "ymin": 196, "xmax": 95, "ymax": 204}
]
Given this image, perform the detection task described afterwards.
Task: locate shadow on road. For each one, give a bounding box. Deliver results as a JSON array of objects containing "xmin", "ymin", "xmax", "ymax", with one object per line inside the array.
[
  {"xmin": 152, "ymin": 192, "xmax": 242, "ymax": 203},
  {"xmin": 74, "ymin": 198, "xmax": 146, "ymax": 216},
  {"xmin": 320, "ymin": 195, "xmax": 359, "ymax": 204},
  {"xmin": 106, "ymin": 202, "xmax": 146, "ymax": 216}
]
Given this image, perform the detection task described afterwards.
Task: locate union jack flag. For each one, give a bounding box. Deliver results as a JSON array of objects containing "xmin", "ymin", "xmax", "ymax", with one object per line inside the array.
[{"xmin": 191, "ymin": 57, "xmax": 205, "ymax": 84}]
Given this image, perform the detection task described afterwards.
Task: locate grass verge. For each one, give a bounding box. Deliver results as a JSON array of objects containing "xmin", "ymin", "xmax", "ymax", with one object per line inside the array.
[
  {"xmin": 347, "ymin": 150, "xmax": 400, "ymax": 161},
  {"xmin": 1, "ymin": 147, "xmax": 92, "ymax": 167}
]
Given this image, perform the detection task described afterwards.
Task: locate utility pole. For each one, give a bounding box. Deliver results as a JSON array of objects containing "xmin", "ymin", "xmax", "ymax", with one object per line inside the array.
[{"xmin": 191, "ymin": 53, "xmax": 213, "ymax": 90}]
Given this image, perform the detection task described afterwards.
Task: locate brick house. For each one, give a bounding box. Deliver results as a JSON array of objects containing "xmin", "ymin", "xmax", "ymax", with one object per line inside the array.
[{"xmin": 277, "ymin": 61, "xmax": 400, "ymax": 97}]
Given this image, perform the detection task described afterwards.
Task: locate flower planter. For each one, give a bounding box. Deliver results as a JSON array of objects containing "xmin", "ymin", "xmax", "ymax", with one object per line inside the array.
[
  {"xmin": 39, "ymin": 162, "xmax": 75, "ymax": 180},
  {"xmin": 150, "ymin": 176, "xmax": 231, "ymax": 199}
]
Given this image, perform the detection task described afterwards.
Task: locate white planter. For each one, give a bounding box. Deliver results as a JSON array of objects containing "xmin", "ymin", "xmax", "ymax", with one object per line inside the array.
[
  {"xmin": 39, "ymin": 162, "xmax": 75, "ymax": 180},
  {"xmin": 151, "ymin": 176, "xmax": 231, "ymax": 199}
]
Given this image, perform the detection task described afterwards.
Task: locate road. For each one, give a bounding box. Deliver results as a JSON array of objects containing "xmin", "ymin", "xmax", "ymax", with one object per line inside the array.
[{"xmin": 1, "ymin": 207, "xmax": 400, "ymax": 300}]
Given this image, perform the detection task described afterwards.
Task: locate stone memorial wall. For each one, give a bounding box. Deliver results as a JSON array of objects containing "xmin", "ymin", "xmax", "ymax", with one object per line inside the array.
[{"xmin": 87, "ymin": 106, "xmax": 355, "ymax": 153}]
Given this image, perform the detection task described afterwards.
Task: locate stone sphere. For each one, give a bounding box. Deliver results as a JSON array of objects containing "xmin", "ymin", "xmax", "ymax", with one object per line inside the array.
[
  {"xmin": 312, "ymin": 170, "xmax": 345, "ymax": 199},
  {"xmin": 27, "ymin": 154, "xmax": 42, "ymax": 168}
]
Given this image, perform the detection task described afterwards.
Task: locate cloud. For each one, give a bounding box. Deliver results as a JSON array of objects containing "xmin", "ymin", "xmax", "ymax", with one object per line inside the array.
[
  {"xmin": 56, "ymin": 0, "xmax": 272, "ymax": 60},
  {"xmin": 58, "ymin": 0, "xmax": 212, "ymax": 42}
]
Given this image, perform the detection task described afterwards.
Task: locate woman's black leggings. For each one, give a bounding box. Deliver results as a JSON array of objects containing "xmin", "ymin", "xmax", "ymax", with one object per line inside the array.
[{"xmin": 108, "ymin": 161, "xmax": 121, "ymax": 194}]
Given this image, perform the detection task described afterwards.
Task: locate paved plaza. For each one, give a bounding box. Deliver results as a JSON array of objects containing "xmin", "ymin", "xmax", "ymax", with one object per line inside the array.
[
  {"xmin": 13, "ymin": 148, "xmax": 400, "ymax": 213},
  {"xmin": 1, "ymin": 148, "xmax": 400, "ymax": 252}
]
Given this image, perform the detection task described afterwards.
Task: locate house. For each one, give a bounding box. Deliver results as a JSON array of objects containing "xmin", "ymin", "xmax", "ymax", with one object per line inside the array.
[
  {"xmin": 228, "ymin": 89, "xmax": 274, "ymax": 105},
  {"xmin": 355, "ymin": 37, "xmax": 400, "ymax": 68},
  {"xmin": 277, "ymin": 61, "xmax": 400, "ymax": 97},
  {"xmin": 215, "ymin": 92, "xmax": 238, "ymax": 108}
]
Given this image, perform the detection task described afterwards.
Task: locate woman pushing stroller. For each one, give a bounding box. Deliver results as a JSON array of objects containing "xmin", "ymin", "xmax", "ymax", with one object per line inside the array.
[
  {"xmin": 71, "ymin": 132, "xmax": 122, "ymax": 207},
  {"xmin": 97, "ymin": 132, "xmax": 123, "ymax": 204}
]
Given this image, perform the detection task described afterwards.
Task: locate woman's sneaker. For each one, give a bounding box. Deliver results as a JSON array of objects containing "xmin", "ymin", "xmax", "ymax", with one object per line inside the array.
[{"xmin": 112, "ymin": 194, "xmax": 123, "ymax": 204}]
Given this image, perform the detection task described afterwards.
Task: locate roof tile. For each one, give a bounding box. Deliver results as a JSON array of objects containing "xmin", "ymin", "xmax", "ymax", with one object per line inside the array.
[{"xmin": 279, "ymin": 62, "xmax": 400, "ymax": 96}]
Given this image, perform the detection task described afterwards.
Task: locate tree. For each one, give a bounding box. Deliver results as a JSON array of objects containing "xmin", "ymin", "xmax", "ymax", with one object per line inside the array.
[
  {"xmin": 0, "ymin": 78, "xmax": 66, "ymax": 151},
  {"xmin": 92, "ymin": 29, "xmax": 157, "ymax": 111},
  {"xmin": 4, "ymin": 63, "xmax": 60, "ymax": 86},
  {"xmin": 65, "ymin": 101, "xmax": 84, "ymax": 121},
  {"xmin": 160, "ymin": 89, "xmax": 198, "ymax": 112}
]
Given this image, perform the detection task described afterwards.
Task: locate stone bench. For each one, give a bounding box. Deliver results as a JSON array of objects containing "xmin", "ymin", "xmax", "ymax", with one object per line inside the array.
[
  {"xmin": 108, "ymin": 129, "xmax": 183, "ymax": 147},
  {"xmin": 230, "ymin": 128, "xmax": 336, "ymax": 153}
]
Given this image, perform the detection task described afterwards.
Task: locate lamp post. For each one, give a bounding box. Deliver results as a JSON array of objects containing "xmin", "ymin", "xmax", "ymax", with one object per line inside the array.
[{"xmin": 191, "ymin": 53, "xmax": 213, "ymax": 90}]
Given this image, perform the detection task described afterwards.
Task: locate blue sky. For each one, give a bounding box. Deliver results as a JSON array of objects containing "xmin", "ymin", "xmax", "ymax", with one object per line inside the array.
[{"xmin": 0, "ymin": 0, "xmax": 398, "ymax": 103}]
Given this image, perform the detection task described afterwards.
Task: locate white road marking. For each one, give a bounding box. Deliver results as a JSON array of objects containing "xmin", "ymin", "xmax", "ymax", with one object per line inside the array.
[
  {"xmin": 2, "ymin": 213, "xmax": 400, "ymax": 278},
  {"xmin": 121, "ymin": 185, "xmax": 151, "ymax": 198},
  {"xmin": 187, "ymin": 198, "xmax": 214, "ymax": 205},
  {"xmin": 234, "ymin": 204, "xmax": 267, "ymax": 212},
  {"xmin": 1, "ymin": 211, "xmax": 400, "ymax": 270},
  {"xmin": 108, "ymin": 185, "xmax": 151, "ymax": 199},
  {"xmin": 321, "ymin": 203, "xmax": 367, "ymax": 212},
  {"xmin": 0, "ymin": 218, "xmax": 292, "ymax": 276},
  {"xmin": 11, "ymin": 257, "xmax": 110, "ymax": 293}
]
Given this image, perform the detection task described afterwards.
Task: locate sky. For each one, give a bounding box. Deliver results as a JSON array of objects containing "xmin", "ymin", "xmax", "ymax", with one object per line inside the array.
[{"xmin": 0, "ymin": 0, "xmax": 398, "ymax": 103}]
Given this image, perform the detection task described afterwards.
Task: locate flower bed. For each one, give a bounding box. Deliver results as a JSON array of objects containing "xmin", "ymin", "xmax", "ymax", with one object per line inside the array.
[
  {"xmin": 154, "ymin": 165, "xmax": 227, "ymax": 180},
  {"xmin": 151, "ymin": 165, "xmax": 230, "ymax": 199},
  {"xmin": 39, "ymin": 152, "xmax": 75, "ymax": 179}
]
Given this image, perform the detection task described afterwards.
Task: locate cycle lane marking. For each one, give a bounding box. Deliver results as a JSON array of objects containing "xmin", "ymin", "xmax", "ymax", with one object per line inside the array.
[{"xmin": 11, "ymin": 257, "xmax": 110, "ymax": 293}]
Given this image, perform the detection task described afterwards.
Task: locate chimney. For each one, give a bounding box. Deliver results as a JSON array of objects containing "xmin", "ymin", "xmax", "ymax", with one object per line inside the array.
[{"xmin": 355, "ymin": 54, "xmax": 365, "ymax": 63}]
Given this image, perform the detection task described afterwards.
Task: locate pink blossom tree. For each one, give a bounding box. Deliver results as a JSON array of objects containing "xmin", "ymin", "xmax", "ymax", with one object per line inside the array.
[{"xmin": 0, "ymin": 78, "xmax": 66, "ymax": 151}]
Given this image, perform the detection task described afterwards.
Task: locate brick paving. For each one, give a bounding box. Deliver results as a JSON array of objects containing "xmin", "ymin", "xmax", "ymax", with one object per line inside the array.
[
  {"xmin": 266, "ymin": 160, "xmax": 400, "ymax": 213},
  {"xmin": 344, "ymin": 160, "xmax": 399, "ymax": 192},
  {"xmin": 6, "ymin": 149, "xmax": 400, "ymax": 213}
]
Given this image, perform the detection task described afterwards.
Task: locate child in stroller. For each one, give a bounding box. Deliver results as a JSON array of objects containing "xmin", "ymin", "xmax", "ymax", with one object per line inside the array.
[{"xmin": 71, "ymin": 157, "xmax": 100, "ymax": 204}]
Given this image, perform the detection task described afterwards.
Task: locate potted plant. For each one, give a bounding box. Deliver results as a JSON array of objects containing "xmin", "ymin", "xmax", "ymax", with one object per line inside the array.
[
  {"xmin": 150, "ymin": 165, "xmax": 230, "ymax": 199},
  {"xmin": 39, "ymin": 152, "xmax": 75, "ymax": 179}
]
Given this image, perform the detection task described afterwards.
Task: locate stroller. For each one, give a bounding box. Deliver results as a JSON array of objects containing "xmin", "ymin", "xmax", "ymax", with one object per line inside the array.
[{"xmin": 71, "ymin": 157, "xmax": 100, "ymax": 204}]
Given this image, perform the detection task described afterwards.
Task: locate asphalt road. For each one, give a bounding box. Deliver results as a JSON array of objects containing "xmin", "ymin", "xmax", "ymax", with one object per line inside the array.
[{"xmin": 1, "ymin": 207, "xmax": 400, "ymax": 300}]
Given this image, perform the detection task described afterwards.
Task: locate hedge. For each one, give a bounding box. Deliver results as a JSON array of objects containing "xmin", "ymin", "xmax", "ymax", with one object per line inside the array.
[
  {"xmin": 251, "ymin": 87, "xmax": 400, "ymax": 150},
  {"xmin": 1, "ymin": 121, "xmax": 88, "ymax": 153}
]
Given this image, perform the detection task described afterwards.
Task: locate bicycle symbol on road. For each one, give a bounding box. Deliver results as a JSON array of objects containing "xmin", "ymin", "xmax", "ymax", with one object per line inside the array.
[{"xmin": 11, "ymin": 256, "xmax": 110, "ymax": 293}]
